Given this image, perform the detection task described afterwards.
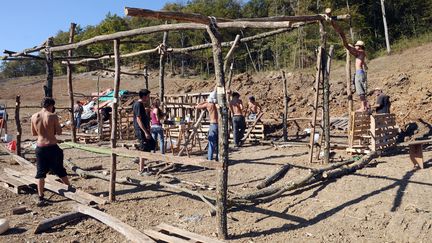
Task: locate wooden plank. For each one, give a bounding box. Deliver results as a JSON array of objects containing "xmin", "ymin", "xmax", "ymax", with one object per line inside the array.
[
  {"xmin": 4, "ymin": 168, "xmax": 107, "ymax": 205},
  {"xmin": 144, "ymin": 229, "xmax": 190, "ymax": 243},
  {"xmin": 72, "ymin": 204, "xmax": 154, "ymax": 243},
  {"xmin": 34, "ymin": 212, "xmax": 84, "ymax": 234},
  {"xmin": 404, "ymin": 139, "xmax": 432, "ymax": 146},
  {"xmin": 112, "ymin": 147, "xmax": 221, "ymax": 169},
  {"xmin": 157, "ymin": 223, "xmax": 225, "ymax": 243},
  {"xmin": 0, "ymin": 174, "xmax": 28, "ymax": 194}
]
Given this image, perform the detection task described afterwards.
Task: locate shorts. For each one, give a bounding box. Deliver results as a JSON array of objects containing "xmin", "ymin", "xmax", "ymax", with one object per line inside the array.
[
  {"xmin": 355, "ymin": 70, "xmax": 367, "ymax": 96},
  {"xmin": 35, "ymin": 145, "xmax": 67, "ymax": 179}
]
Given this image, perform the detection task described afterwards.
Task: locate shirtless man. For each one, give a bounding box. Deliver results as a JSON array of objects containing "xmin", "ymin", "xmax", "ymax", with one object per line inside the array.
[
  {"xmin": 196, "ymin": 91, "xmax": 218, "ymax": 161},
  {"xmin": 330, "ymin": 21, "xmax": 369, "ymax": 111},
  {"xmin": 229, "ymin": 92, "xmax": 246, "ymax": 147},
  {"xmin": 246, "ymin": 96, "xmax": 262, "ymax": 120},
  {"xmin": 31, "ymin": 97, "xmax": 71, "ymax": 206}
]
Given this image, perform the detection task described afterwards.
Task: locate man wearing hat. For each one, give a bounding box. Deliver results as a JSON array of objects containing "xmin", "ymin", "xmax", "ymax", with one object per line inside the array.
[
  {"xmin": 372, "ymin": 87, "xmax": 391, "ymax": 114},
  {"xmin": 330, "ymin": 21, "xmax": 370, "ymax": 112},
  {"xmin": 196, "ymin": 91, "xmax": 219, "ymax": 161}
]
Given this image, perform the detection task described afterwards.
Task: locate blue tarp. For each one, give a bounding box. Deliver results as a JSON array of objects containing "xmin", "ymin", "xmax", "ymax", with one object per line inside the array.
[{"xmin": 99, "ymin": 90, "xmax": 127, "ymax": 102}]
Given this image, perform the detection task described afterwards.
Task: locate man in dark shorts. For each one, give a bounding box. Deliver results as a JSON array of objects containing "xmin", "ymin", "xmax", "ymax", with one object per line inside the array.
[
  {"xmin": 229, "ymin": 92, "xmax": 246, "ymax": 147},
  {"xmin": 31, "ymin": 97, "xmax": 71, "ymax": 206},
  {"xmin": 133, "ymin": 89, "xmax": 156, "ymax": 175},
  {"xmin": 372, "ymin": 87, "xmax": 391, "ymax": 114}
]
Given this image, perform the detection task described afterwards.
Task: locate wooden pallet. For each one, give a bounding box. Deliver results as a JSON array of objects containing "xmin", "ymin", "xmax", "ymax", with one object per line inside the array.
[
  {"xmin": 348, "ymin": 111, "xmax": 370, "ymax": 151},
  {"xmin": 198, "ymin": 121, "xmax": 266, "ymax": 141},
  {"xmin": 144, "ymin": 223, "xmax": 224, "ymax": 243},
  {"xmin": 0, "ymin": 174, "xmax": 29, "ymax": 194},
  {"xmin": 370, "ymin": 113, "xmax": 398, "ymax": 151}
]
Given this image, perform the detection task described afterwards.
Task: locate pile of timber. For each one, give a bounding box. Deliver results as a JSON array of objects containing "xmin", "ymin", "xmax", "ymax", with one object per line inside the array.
[{"xmin": 198, "ymin": 119, "xmax": 266, "ymax": 141}]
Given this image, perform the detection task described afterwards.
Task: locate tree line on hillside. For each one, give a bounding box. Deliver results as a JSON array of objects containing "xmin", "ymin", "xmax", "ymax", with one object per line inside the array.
[{"xmin": 1, "ymin": 0, "xmax": 431, "ymax": 79}]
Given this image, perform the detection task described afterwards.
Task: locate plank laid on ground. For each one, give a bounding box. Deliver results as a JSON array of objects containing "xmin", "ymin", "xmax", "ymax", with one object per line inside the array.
[
  {"xmin": 71, "ymin": 204, "xmax": 155, "ymax": 243},
  {"xmin": 143, "ymin": 229, "xmax": 190, "ymax": 243},
  {"xmin": 0, "ymin": 173, "xmax": 28, "ymax": 194},
  {"xmin": 4, "ymin": 168, "xmax": 107, "ymax": 205},
  {"xmin": 34, "ymin": 212, "xmax": 84, "ymax": 234},
  {"xmin": 112, "ymin": 147, "xmax": 221, "ymax": 169},
  {"xmin": 156, "ymin": 223, "xmax": 225, "ymax": 243}
]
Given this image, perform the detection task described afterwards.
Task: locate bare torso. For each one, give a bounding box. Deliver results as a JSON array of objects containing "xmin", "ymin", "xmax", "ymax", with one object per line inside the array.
[
  {"xmin": 248, "ymin": 101, "xmax": 261, "ymax": 114},
  {"xmin": 230, "ymin": 99, "xmax": 244, "ymax": 116},
  {"xmin": 31, "ymin": 109, "xmax": 62, "ymax": 146},
  {"xmin": 207, "ymin": 103, "xmax": 218, "ymax": 123}
]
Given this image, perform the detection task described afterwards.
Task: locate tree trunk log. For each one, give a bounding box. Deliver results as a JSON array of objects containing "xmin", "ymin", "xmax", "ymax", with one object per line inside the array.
[
  {"xmin": 255, "ymin": 164, "xmax": 290, "ymax": 189},
  {"xmin": 14, "ymin": 96, "xmax": 21, "ymax": 156},
  {"xmin": 67, "ymin": 23, "xmax": 77, "ymax": 143},
  {"xmin": 45, "ymin": 38, "xmax": 54, "ymax": 97}
]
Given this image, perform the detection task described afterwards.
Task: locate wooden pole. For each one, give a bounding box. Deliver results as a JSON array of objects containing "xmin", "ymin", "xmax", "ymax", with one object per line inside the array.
[
  {"xmin": 66, "ymin": 23, "xmax": 77, "ymax": 143},
  {"xmin": 159, "ymin": 31, "xmax": 168, "ymax": 101},
  {"xmin": 282, "ymin": 71, "xmax": 288, "ymax": 142},
  {"xmin": 226, "ymin": 62, "xmax": 234, "ymax": 89},
  {"xmin": 144, "ymin": 66, "xmax": 149, "ymax": 89},
  {"xmin": 380, "ymin": 0, "xmax": 391, "ymax": 54},
  {"xmin": 223, "ymin": 35, "xmax": 241, "ymax": 73},
  {"xmin": 346, "ymin": 50, "xmax": 353, "ymax": 146},
  {"xmin": 97, "ymin": 76, "xmax": 102, "ymax": 140},
  {"xmin": 14, "ymin": 96, "xmax": 21, "ymax": 156},
  {"xmin": 323, "ymin": 45, "xmax": 334, "ymax": 164},
  {"xmin": 206, "ymin": 19, "xmax": 229, "ymax": 239},
  {"xmin": 45, "ymin": 38, "xmax": 54, "ymax": 97},
  {"xmin": 109, "ymin": 39, "xmax": 121, "ymax": 202}
]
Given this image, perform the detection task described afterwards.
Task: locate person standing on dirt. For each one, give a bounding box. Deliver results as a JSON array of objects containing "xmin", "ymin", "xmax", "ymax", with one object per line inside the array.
[
  {"xmin": 246, "ymin": 96, "xmax": 263, "ymax": 120},
  {"xmin": 372, "ymin": 87, "xmax": 391, "ymax": 114},
  {"xmin": 133, "ymin": 89, "xmax": 156, "ymax": 175},
  {"xmin": 330, "ymin": 21, "xmax": 369, "ymax": 112},
  {"xmin": 196, "ymin": 91, "xmax": 218, "ymax": 161},
  {"xmin": 31, "ymin": 97, "xmax": 71, "ymax": 206},
  {"xmin": 73, "ymin": 100, "xmax": 83, "ymax": 131},
  {"xmin": 150, "ymin": 98, "xmax": 165, "ymax": 154},
  {"xmin": 229, "ymin": 92, "xmax": 246, "ymax": 147}
]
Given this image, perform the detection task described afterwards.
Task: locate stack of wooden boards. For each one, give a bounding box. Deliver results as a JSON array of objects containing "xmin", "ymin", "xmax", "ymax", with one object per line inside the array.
[
  {"xmin": 347, "ymin": 112, "xmax": 398, "ymax": 154},
  {"xmin": 197, "ymin": 120, "xmax": 266, "ymax": 142}
]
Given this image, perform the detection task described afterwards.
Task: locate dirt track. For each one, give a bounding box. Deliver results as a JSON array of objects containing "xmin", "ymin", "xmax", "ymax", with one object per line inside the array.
[{"xmin": 0, "ymin": 43, "xmax": 431, "ymax": 242}]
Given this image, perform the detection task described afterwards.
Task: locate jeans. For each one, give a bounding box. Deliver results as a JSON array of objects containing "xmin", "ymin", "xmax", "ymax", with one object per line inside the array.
[
  {"xmin": 208, "ymin": 124, "xmax": 218, "ymax": 161},
  {"xmin": 232, "ymin": 115, "xmax": 246, "ymax": 146},
  {"xmin": 74, "ymin": 115, "xmax": 81, "ymax": 129},
  {"xmin": 151, "ymin": 125, "xmax": 165, "ymax": 154}
]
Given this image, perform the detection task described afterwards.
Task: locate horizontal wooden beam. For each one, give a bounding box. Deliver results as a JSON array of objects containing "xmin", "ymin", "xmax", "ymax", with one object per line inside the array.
[
  {"xmin": 124, "ymin": 7, "xmax": 349, "ymax": 24},
  {"xmin": 112, "ymin": 147, "xmax": 221, "ymax": 169},
  {"xmin": 65, "ymin": 47, "xmax": 159, "ymax": 65}
]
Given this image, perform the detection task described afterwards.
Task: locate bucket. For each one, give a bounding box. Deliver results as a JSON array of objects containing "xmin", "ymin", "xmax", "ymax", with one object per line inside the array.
[{"xmin": 7, "ymin": 140, "xmax": 16, "ymax": 152}]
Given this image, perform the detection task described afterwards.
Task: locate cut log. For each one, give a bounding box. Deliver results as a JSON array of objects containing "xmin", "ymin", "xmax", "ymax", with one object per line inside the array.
[
  {"xmin": 255, "ymin": 164, "xmax": 290, "ymax": 189},
  {"xmin": 34, "ymin": 212, "xmax": 84, "ymax": 234},
  {"xmin": 0, "ymin": 218, "xmax": 10, "ymax": 235},
  {"xmin": 11, "ymin": 207, "xmax": 27, "ymax": 215},
  {"xmin": 71, "ymin": 204, "xmax": 155, "ymax": 243}
]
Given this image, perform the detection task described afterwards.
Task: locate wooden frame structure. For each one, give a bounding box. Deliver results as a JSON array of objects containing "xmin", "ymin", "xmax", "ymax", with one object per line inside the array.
[{"xmin": 1, "ymin": 7, "xmax": 350, "ymax": 239}]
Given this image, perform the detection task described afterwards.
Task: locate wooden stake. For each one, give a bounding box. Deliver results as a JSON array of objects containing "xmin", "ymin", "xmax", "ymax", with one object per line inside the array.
[
  {"xmin": 346, "ymin": 50, "xmax": 353, "ymax": 146},
  {"xmin": 66, "ymin": 23, "xmax": 77, "ymax": 143},
  {"xmin": 159, "ymin": 30, "xmax": 168, "ymax": 101},
  {"xmin": 97, "ymin": 76, "xmax": 102, "ymax": 140},
  {"xmin": 109, "ymin": 39, "xmax": 121, "ymax": 202},
  {"xmin": 45, "ymin": 38, "xmax": 54, "ymax": 97},
  {"xmin": 14, "ymin": 96, "xmax": 21, "ymax": 156},
  {"xmin": 207, "ymin": 19, "xmax": 229, "ymax": 239},
  {"xmin": 282, "ymin": 71, "xmax": 288, "ymax": 142},
  {"xmin": 144, "ymin": 66, "xmax": 149, "ymax": 89}
]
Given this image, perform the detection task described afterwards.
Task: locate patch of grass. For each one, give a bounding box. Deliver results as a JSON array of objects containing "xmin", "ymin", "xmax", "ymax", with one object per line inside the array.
[{"xmin": 374, "ymin": 31, "xmax": 432, "ymax": 57}]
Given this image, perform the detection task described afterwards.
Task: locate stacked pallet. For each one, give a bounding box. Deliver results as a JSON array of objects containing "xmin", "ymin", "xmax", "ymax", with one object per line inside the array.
[
  {"xmin": 198, "ymin": 120, "xmax": 266, "ymax": 141},
  {"xmin": 347, "ymin": 111, "xmax": 371, "ymax": 154},
  {"xmin": 370, "ymin": 113, "xmax": 398, "ymax": 151}
]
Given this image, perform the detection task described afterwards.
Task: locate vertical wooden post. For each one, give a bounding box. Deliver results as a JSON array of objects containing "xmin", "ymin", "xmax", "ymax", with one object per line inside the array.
[
  {"xmin": 109, "ymin": 39, "xmax": 121, "ymax": 202},
  {"xmin": 380, "ymin": 0, "xmax": 391, "ymax": 54},
  {"xmin": 159, "ymin": 31, "xmax": 168, "ymax": 100},
  {"xmin": 323, "ymin": 45, "xmax": 334, "ymax": 164},
  {"xmin": 144, "ymin": 66, "xmax": 149, "ymax": 89},
  {"xmin": 45, "ymin": 38, "xmax": 54, "ymax": 97},
  {"xmin": 97, "ymin": 76, "xmax": 102, "ymax": 140},
  {"xmin": 282, "ymin": 70, "xmax": 288, "ymax": 142},
  {"xmin": 206, "ymin": 19, "xmax": 229, "ymax": 239},
  {"xmin": 346, "ymin": 0, "xmax": 355, "ymax": 42},
  {"xmin": 14, "ymin": 96, "xmax": 21, "ymax": 156},
  {"xmin": 346, "ymin": 50, "xmax": 353, "ymax": 145},
  {"xmin": 66, "ymin": 23, "xmax": 77, "ymax": 143}
]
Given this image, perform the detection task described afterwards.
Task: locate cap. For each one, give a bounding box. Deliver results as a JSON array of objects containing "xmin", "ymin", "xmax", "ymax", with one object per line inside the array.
[
  {"xmin": 207, "ymin": 90, "xmax": 217, "ymax": 104},
  {"xmin": 374, "ymin": 87, "xmax": 382, "ymax": 91},
  {"xmin": 355, "ymin": 40, "xmax": 365, "ymax": 47}
]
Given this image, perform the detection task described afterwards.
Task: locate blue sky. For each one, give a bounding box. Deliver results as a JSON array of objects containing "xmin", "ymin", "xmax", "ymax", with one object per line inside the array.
[{"xmin": 0, "ymin": 0, "xmax": 173, "ymax": 52}]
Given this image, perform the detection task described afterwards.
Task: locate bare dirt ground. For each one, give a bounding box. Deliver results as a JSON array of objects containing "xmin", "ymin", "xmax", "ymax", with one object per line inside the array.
[{"xmin": 0, "ymin": 43, "xmax": 431, "ymax": 242}]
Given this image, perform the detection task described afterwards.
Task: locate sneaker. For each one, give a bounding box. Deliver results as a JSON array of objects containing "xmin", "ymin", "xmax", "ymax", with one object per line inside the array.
[
  {"xmin": 67, "ymin": 185, "xmax": 77, "ymax": 193},
  {"xmin": 132, "ymin": 158, "xmax": 139, "ymax": 164},
  {"xmin": 35, "ymin": 195, "xmax": 49, "ymax": 207}
]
